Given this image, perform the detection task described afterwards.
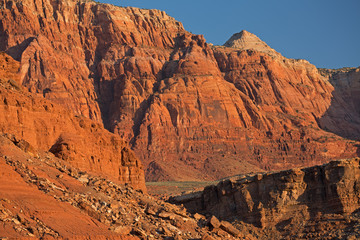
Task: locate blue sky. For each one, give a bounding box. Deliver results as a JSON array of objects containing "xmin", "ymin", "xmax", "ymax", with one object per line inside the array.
[{"xmin": 99, "ymin": 0, "xmax": 359, "ymax": 69}]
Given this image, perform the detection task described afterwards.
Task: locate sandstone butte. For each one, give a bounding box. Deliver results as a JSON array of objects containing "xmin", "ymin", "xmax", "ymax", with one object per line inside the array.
[{"xmin": 0, "ymin": 0, "xmax": 359, "ymax": 182}]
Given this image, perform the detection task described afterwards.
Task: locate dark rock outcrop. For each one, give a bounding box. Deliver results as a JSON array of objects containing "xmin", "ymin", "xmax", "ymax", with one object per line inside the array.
[
  {"xmin": 170, "ymin": 157, "xmax": 360, "ymax": 238},
  {"xmin": 318, "ymin": 67, "xmax": 360, "ymax": 140}
]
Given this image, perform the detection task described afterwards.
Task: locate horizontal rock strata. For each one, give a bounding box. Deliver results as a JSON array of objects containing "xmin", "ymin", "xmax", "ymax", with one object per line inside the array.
[{"xmin": 170, "ymin": 157, "xmax": 360, "ymax": 238}]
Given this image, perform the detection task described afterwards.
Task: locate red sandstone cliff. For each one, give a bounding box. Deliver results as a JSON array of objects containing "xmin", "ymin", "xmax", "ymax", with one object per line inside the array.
[
  {"xmin": 0, "ymin": 0, "xmax": 359, "ymax": 181},
  {"xmin": 0, "ymin": 0, "xmax": 184, "ymax": 122},
  {"xmin": 1, "ymin": 1, "xmax": 360, "ymax": 239},
  {"xmin": 0, "ymin": 52, "xmax": 146, "ymax": 191}
]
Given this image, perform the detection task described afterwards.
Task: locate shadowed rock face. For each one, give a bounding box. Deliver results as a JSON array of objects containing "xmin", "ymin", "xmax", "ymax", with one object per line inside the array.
[
  {"xmin": 170, "ymin": 157, "xmax": 360, "ymax": 238},
  {"xmin": 1, "ymin": 0, "xmax": 359, "ymax": 181},
  {"xmin": 318, "ymin": 68, "xmax": 360, "ymax": 140}
]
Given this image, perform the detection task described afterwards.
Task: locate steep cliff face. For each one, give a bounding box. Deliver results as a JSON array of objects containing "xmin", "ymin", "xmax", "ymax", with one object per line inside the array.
[
  {"xmin": 130, "ymin": 33, "xmax": 358, "ymax": 181},
  {"xmin": 318, "ymin": 68, "xmax": 360, "ymax": 140},
  {"xmin": 0, "ymin": 52, "xmax": 146, "ymax": 191},
  {"xmin": 0, "ymin": 0, "xmax": 359, "ymax": 181},
  {"xmin": 170, "ymin": 157, "xmax": 360, "ymax": 238},
  {"xmin": 0, "ymin": 0, "xmax": 184, "ymax": 122}
]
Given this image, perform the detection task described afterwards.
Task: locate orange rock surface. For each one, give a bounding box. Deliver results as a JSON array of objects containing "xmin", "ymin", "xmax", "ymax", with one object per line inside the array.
[
  {"xmin": 0, "ymin": 52, "xmax": 146, "ymax": 191},
  {"xmin": 0, "ymin": 135, "xmax": 243, "ymax": 239},
  {"xmin": 0, "ymin": 0, "xmax": 360, "ymax": 239},
  {"xmin": 0, "ymin": 0, "xmax": 359, "ymax": 182}
]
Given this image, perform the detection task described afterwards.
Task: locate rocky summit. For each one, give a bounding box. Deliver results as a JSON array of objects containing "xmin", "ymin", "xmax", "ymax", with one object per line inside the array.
[
  {"xmin": 0, "ymin": 0, "xmax": 359, "ymax": 239},
  {"xmin": 223, "ymin": 30, "xmax": 279, "ymax": 56}
]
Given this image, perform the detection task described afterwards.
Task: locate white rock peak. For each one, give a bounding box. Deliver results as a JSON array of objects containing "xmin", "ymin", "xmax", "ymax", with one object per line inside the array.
[{"xmin": 224, "ymin": 30, "xmax": 279, "ymax": 55}]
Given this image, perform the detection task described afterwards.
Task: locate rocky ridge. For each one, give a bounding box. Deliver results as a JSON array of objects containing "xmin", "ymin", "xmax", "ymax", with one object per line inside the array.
[
  {"xmin": 0, "ymin": 51, "xmax": 248, "ymax": 239},
  {"xmin": 170, "ymin": 157, "xmax": 360, "ymax": 239}
]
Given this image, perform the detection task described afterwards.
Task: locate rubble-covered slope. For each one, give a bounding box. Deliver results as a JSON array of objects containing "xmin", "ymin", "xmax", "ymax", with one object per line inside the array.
[{"xmin": 0, "ymin": 134, "xmax": 250, "ymax": 239}]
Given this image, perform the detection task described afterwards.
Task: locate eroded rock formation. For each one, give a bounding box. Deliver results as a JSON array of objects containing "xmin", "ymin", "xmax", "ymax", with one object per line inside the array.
[
  {"xmin": 170, "ymin": 157, "xmax": 360, "ymax": 239},
  {"xmin": 0, "ymin": 0, "xmax": 359, "ymax": 181},
  {"xmin": 0, "ymin": 52, "xmax": 145, "ymax": 191},
  {"xmin": 0, "ymin": 0, "xmax": 360, "ymax": 238}
]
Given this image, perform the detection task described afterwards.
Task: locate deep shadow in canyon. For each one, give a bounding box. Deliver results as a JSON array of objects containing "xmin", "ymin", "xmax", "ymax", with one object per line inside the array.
[{"xmin": 318, "ymin": 69, "xmax": 360, "ymax": 157}]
